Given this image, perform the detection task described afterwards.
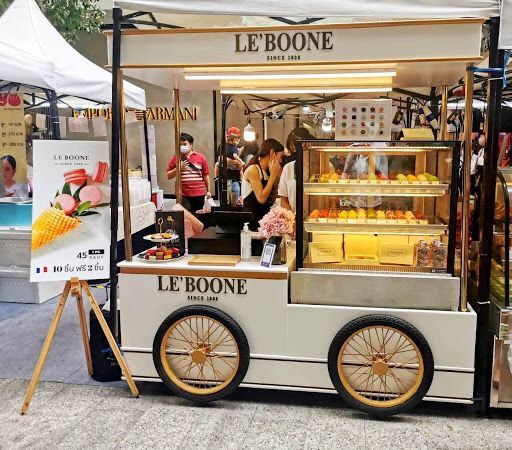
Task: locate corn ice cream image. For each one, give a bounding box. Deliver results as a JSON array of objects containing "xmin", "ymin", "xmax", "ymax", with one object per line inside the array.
[{"xmin": 31, "ymin": 207, "xmax": 81, "ymax": 250}]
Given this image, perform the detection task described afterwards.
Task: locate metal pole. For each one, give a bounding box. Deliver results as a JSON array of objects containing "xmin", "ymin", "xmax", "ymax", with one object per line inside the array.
[
  {"xmin": 142, "ymin": 111, "xmax": 152, "ymax": 190},
  {"xmin": 475, "ymin": 16, "xmax": 504, "ymax": 417},
  {"xmin": 173, "ymin": 88, "xmax": 182, "ymax": 205},
  {"xmin": 120, "ymin": 71, "xmax": 133, "ymax": 262},
  {"xmin": 109, "ymin": 6, "xmax": 122, "ymax": 335},
  {"xmin": 460, "ymin": 65, "xmax": 474, "ymax": 312},
  {"xmin": 220, "ymin": 94, "xmax": 228, "ymax": 206},
  {"xmin": 440, "ymin": 85, "xmax": 449, "ymax": 140},
  {"xmin": 44, "ymin": 89, "xmax": 60, "ymax": 140}
]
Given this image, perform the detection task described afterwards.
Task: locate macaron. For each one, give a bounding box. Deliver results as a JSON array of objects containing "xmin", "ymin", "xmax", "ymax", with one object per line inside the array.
[
  {"xmin": 92, "ymin": 161, "xmax": 109, "ymax": 183},
  {"xmin": 64, "ymin": 168, "xmax": 87, "ymax": 185},
  {"xmin": 54, "ymin": 194, "xmax": 76, "ymax": 215},
  {"xmin": 79, "ymin": 185, "xmax": 102, "ymax": 206}
]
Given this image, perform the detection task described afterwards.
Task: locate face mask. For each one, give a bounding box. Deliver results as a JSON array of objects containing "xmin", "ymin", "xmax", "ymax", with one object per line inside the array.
[{"xmin": 180, "ymin": 145, "xmax": 189, "ymax": 154}]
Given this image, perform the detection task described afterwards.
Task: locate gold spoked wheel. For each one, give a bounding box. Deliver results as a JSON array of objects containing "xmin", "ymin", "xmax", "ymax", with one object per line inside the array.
[
  {"xmin": 153, "ymin": 306, "xmax": 250, "ymax": 402},
  {"xmin": 338, "ymin": 325, "xmax": 423, "ymax": 408},
  {"xmin": 328, "ymin": 315, "xmax": 434, "ymax": 416},
  {"xmin": 160, "ymin": 315, "xmax": 239, "ymax": 395}
]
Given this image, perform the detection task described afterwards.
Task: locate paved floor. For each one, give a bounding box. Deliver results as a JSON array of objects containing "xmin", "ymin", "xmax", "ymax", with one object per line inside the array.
[
  {"xmin": 2, "ymin": 295, "xmax": 512, "ymax": 449},
  {"xmin": 1, "ymin": 378, "xmax": 512, "ymax": 449}
]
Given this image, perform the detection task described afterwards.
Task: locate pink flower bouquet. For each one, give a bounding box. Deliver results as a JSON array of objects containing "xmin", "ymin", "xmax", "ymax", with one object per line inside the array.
[{"xmin": 258, "ymin": 206, "xmax": 295, "ymax": 239}]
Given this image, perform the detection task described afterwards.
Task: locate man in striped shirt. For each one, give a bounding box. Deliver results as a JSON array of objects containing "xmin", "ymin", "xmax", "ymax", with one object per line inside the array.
[{"xmin": 167, "ymin": 132, "xmax": 211, "ymax": 213}]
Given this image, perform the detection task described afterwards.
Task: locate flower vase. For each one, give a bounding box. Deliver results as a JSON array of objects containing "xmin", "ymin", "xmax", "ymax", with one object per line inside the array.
[{"xmin": 268, "ymin": 235, "xmax": 287, "ymax": 265}]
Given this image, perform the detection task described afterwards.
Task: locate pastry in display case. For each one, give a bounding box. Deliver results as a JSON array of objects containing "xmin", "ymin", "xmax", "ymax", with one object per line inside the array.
[
  {"xmin": 490, "ymin": 168, "xmax": 512, "ymax": 305},
  {"xmin": 296, "ymin": 140, "xmax": 460, "ymax": 275}
]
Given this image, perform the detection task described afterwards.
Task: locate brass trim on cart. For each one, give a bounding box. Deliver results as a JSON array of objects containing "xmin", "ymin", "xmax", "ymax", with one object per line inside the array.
[
  {"xmin": 104, "ymin": 18, "xmax": 486, "ymax": 36},
  {"xmin": 119, "ymin": 266, "xmax": 289, "ymax": 280},
  {"xmin": 109, "ymin": 56, "xmax": 483, "ymax": 70},
  {"xmin": 302, "ymin": 263, "xmax": 445, "ymax": 274}
]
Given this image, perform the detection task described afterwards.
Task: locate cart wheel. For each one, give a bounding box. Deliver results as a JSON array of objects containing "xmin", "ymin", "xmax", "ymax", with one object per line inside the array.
[
  {"xmin": 153, "ymin": 305, "xmax": 250, "ymax": 402},
  {"xmin": 328, "ymin": 314, "xmax": 434, "ymax": 416}
]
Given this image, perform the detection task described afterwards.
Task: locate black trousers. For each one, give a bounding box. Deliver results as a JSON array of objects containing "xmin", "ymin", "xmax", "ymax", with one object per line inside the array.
[{"xmin": 182, "ymin": 195, "xmax": 205, "ymax": 213}]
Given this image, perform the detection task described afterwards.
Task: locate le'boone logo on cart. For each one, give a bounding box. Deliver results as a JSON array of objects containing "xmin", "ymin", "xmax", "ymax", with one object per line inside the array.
[{"xmin": 157, "ymin": 276, "xmax": 247, "ymax": 302}]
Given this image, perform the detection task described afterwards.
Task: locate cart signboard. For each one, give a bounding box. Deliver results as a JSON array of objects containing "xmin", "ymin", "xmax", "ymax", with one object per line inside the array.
[{"xmin": 30, "ymin": 141, "xmax": 111, "ymax": 282}]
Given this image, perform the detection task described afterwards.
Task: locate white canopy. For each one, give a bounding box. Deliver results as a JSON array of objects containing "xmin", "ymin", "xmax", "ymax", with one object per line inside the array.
[
  {"xmin": 114, "ymin": 0, "xmax": 499, "ymax": 18},
  {"xmin": 0, "ymin": 0, "xmax": 146, "ymax": 110}
]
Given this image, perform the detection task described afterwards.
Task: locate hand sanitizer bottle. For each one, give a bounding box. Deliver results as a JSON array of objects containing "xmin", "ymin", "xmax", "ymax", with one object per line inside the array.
[{"xmin": 241, "ymin": 222, "xmax": 252, "ymax": 261}]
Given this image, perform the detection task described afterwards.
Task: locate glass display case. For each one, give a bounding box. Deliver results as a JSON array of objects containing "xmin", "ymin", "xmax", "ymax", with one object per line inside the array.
[
  {"xmin": 490, "ymin": 168, "xmax": 512, "ymax": 306},
  {"xmin": 295, "ymin": 140, "xmax": 460, "ymax": 275}
]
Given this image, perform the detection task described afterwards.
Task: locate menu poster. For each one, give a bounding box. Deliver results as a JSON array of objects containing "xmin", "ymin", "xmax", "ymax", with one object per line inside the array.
[
  {"xmin": 155, "ymin": 210, "xmax": 185, "ymax": 255},
  {"xmin": 335, "ymin": 99, "xmax": 392, "ymax": 141},
  {"xmin": 30, "ymin": 141, "xmax": 111, "ymax": 282},
  {"xmin": 0, "ymin": 93, "xmax": 28, "ymax": 196}
]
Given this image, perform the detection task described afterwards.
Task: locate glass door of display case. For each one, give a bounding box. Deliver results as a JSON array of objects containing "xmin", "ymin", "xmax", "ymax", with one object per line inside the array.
[
  {"xmin": 295, "ymin": 140, "xmax": 460, "ymax": 276},
  {"xmin": 491, "ymin": 168, "xmax": 512, "ymax": 306}
]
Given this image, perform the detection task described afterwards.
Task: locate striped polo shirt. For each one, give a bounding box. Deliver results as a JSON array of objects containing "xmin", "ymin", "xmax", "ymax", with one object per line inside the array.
[{"xmin": 167, "ymin": 151, "xmax": 210, "ymax": 197}]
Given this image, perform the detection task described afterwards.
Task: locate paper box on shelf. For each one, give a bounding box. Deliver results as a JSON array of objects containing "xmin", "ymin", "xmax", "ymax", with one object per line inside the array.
[
  {"xmin": 344, "ymin": 234, "xmax": 379, "ymax": 260},
  {"xmin": 312, "ymin": 233, "xmax": 344, "ymax": 243},
  {"xmin": 379, "ymin": 242, "xmax": 415, "ymax": 266},
  {"xmin": 309, "ymin": 242, "xmax": 343, "ymax": 263}
]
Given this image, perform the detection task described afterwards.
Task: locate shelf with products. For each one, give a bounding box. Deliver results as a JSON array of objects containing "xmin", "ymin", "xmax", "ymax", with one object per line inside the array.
[{"xmin": 295, "ymin": 140, "xmax": 460, "ymax": 276}]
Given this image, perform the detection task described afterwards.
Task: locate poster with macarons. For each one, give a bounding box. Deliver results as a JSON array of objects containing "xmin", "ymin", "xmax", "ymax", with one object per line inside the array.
[{"xmin": 30, "ymin": 141, "xmax": 110, "ymax": 282}]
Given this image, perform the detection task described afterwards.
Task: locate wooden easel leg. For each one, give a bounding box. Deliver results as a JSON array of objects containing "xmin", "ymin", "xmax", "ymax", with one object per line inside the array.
[
  {"xmin": 75, "ymin": 286, "xmax": 93, "ymax": 376},
  {"xmin": 81, "ymin": 281, "xmax": 139, "ymax": 398},
  {"xmin": 20, "ymin": 282, "xmax": 72, "ymax": 415}
]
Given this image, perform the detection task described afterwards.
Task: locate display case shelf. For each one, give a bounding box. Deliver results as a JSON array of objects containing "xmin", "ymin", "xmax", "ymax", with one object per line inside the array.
[
  {"xmin": 304, "ymin": 221, "xmax": 447, "ymax": 235},
  {"xmin": 304, "ymin": 182, "xmax": 449, "ymax": 197}
]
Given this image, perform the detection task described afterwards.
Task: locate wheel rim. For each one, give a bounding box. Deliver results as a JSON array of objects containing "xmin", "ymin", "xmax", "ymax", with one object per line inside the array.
[
  {"xmin": 337, "ymin": 325, "xmax": 424, "ymax": 408},
  {"xmin": 160, "ymin": 315, "xmax": 240, "ymax": 395}
]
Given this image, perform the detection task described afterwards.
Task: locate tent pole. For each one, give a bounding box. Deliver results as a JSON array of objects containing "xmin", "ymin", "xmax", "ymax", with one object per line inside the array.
[
  {"xmin": 44, "ymin": 89, "xmax": 60, "ymax": 140},
  {"xmin": 109, "ymin": 6, "xmax": 122, "ymax": 336},
  {"xmin": 220, "ymin": 94, "xmax": 228, "ymax": 206},
  {"xmin": 142, "ymin": 110, "xmax": 152, "ymax": 190},
  {"xmin": 440, "ymin": 85, "xmax": 448, "ymax": 140},
  {"xmin": 460, "ymin": 64, "xmax": 474, "ymax": 313},
  {"xmin": 120, "ymin": 71, "xmax": 133, "ymax": 262},
  {"xmin": 173, "ymin": 88, "xmax": 182, "ymax": 205}
]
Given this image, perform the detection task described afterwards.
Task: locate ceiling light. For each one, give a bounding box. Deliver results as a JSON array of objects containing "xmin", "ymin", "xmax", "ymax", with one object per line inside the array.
[
  {"xmin": 243, "ymin": 121, "xmax": 256, "ymax": 142},
  {"xmin": 185, "ymin": 71, "xmax": 396, "ymax": 81},
  {"xmin": 302, "ymin": 105, "xmax": 311, "ymax": 113},
  {"xmin": 220, "ymin": 87, "xmax": 392, "ymax": 95},
  {"xmin": 322, "ymin": 117, "xmax": 332, "ymax": 133}
]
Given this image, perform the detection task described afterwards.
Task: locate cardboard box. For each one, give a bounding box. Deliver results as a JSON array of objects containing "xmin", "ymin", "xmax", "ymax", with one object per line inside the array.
[
  {"xmin": 344, "ymin": 234, "xmax": 379, "ymax": 260},
  {"xmin": 312, "ymin": 233, "xmax": 344, "ymax": 243},
  {"xmin": 379, "ymin": 242, "xmax": 415, "ymax": 265},
  {"xmin": 378, "ymin": 235, "xmax": 408, "ymax": 244},
  {"xmin": 309, "ymin": 242, "xmax": 343, "ymax": 263}
]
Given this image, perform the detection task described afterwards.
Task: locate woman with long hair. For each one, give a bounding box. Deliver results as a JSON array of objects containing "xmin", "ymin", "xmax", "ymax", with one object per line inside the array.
[
  {"xmin": 278, "ymin": 127, "xmax": 314, "ymax": 213},
  {"xmin": 242, "ymin": 138, "xmax": 284, "ymax": 229}
]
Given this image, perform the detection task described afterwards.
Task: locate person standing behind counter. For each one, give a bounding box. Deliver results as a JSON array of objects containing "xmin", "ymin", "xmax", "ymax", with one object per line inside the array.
[
  {"xmin": 242, "ymin": 138, "xmax": 284, "ymax": 229},
  {"xmin": 279, "ymin": 127, "xmax": 314, "ymax": 214},
  {"xmin": 167, "ymin": 132, "xmax": 211, "ymax": 213}
]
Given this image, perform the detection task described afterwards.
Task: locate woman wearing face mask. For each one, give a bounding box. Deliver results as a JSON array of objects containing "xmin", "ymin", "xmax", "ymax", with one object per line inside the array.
[
  {"xmin": 278, "ymin": 127, "xmax": 314, "ymax": 213},
  {"xmin": 1, "ymin": 155, "xmax": 28, "ymax": 198},
  {"xmin": 242, "ymin": 138, "xmax": 284, "ymax": 229},
  {"xmin": 167, "ymin": 132, "xmax": 211, "ymax": 213}
]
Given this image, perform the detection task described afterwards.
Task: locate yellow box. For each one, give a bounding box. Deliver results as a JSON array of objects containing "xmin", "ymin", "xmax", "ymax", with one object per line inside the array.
[
  {"xmin": 379, "ymin": 242, "xmax": 415, "ymax": 265},
  {"xmin": 312, "ymin": 233, "xmax": 344, "ymax": 243},
  {"xmin": 344, "ymin": 234, "xmax": 379, "ymax": 260},
  {"xmin": 378, "ymin": 235, "xmax": 409, "ymax": 244},
  {"xmin": 309, "ymin": 242, "xmax": 343, "ymax": 263}
]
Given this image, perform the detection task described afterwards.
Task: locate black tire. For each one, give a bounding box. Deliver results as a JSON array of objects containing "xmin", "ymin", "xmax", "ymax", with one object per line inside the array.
[
  {"xmin": 153, "ymin": 305, "xmax": 250, "ymax": 402},
  {"xmin": 328, "ymin": 314, "xmax": 434, "ymax": 417}
]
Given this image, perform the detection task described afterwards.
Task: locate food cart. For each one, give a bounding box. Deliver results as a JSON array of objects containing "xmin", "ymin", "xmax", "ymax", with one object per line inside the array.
[{"xmin": 109, "ymin": 12, "xmax": 487, "ymax": 415}]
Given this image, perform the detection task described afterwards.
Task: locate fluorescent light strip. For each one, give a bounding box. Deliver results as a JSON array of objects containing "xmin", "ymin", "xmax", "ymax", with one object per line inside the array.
[
  {"xmin": 185, "ymin": 71, "xmax": 396, "ymax": 81},
  {"xmin": 220, "ymin": 87, "xmax": 392, "ymax": 95}
]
